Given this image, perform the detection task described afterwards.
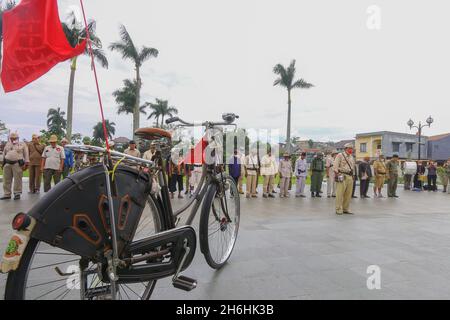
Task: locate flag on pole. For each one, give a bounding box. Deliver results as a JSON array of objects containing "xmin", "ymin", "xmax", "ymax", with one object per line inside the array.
[{"xmin": 0, "ymin": 0, "xmax": 86, "ymax": 93}]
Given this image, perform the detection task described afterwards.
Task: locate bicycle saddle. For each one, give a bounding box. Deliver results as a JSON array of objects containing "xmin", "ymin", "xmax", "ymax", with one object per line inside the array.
[{"xmin": 135, "ymin": 127, "xmax": 172, "ymax": 141}]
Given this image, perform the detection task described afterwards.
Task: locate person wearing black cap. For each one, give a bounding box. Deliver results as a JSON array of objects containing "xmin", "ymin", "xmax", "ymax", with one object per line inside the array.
[{"xmin": 386, "ymin": 154, "xmax": 400, "ymax": 198}]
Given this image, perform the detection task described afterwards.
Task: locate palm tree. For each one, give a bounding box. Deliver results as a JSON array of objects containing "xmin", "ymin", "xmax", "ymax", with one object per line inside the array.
[
  {"xmin": 112, "ymin": 79, "xmax": 147, "ymax": 116},
  {"xmin": 47, "ymin": 108, "xmax": 67, "ymax": 137},
  {"xmin": 146, "ymin": 99, "xmax": 178, "ymax": 127},
  {"xmin": 109, "ymin": 24, "xmax": 158, "ymax": 138},
  {"xmin": 0, "ymin": 0, "xmax": 16, "ymax": 70},
  {"xmin": 62, "ymin": 12, "xmax": 108, "ymax": 141},
  {"xmin": 273, "ymin": 59, "xmax": 313, "ymax": 153},
  {"xmin": 92, "ymin": 120, "xmax": 115, "ymax": 144}
]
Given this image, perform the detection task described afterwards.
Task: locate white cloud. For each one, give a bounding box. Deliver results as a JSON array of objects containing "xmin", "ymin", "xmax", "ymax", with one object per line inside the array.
[{"xmin": 1, "ymin": 0, "xmax": 449, "ymax": 142}]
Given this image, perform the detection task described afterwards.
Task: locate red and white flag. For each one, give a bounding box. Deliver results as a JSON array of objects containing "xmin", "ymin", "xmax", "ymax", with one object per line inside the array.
[{"xmin": 1, "ymin": 0, "xmax": 86, "ymax": 93}]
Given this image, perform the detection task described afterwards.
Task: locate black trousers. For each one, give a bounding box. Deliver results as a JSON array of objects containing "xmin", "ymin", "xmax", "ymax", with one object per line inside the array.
[
  {"xmin": 352, "ymin": 177, "xmax": 357, "ymax": 197},
  {"xmin": 427, "ymin": 175, "xmax": 437, "ymax": 191},
  {"xmin": 169, "ymin": 174, "xmax": 184, "ymax": 193},
  {"xmin": 360, "ymin": 179, "xmax": 370, "ymax": 197}
]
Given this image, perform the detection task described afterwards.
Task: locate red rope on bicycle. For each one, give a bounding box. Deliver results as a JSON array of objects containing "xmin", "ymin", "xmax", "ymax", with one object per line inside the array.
[{"xmin": 79, "ymin": 0, "xmax": 110, "ymax": 151}]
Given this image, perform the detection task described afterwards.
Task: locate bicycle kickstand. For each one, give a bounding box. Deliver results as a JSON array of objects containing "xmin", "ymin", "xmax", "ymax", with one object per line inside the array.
[{"xmin": 172, "ymin": 239, "xmax": 197, "ymax": 291}]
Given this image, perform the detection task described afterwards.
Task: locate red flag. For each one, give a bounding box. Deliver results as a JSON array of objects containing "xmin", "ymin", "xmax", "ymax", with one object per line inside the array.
[{"xmin": 0, "ymin": 0, "xmax": 86, "ymax": 93}]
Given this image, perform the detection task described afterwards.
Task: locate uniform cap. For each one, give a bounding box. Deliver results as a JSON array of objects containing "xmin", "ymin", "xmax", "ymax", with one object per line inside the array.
[
  {"xmin": 32, "ymin": 134, "xmax": 39, "ymax": 139},
  {"xmin": 283, "ymin": 152, "xmax": 290, "ymax": 157},
  {"xmin": 10, "ymin": 132, "xmax": 19, "ymax": 139},
  {"xmin": 344, "ymin": 143, "xmax": 353, "ymax": 149},
  {"xmin": 61, "ymin": 138, "xmax": 69, "ymax": 143}
]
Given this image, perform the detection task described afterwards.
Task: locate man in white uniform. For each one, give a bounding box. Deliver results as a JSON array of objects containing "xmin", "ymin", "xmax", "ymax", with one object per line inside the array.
[
  {"xmin": 326, "ymin": 151, "xmax": 337, "ymax": 198},
  {"xmin": 294, "ymin": 152, "xmax": 308, "ymax": 197}
]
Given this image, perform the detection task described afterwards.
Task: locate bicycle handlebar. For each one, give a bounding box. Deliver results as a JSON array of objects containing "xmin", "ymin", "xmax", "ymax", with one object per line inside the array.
[{"xmin": 165, "ymin": 113, "xmax": 239, "ymax": 128}]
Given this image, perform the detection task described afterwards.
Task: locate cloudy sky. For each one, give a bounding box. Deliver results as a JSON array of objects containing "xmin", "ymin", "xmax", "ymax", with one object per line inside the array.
[{"xmin": 1, "ymin": 0, "xmax": 449, "ymax": 142}]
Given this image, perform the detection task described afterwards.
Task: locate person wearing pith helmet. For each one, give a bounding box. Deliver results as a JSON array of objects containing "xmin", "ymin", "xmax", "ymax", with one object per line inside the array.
[
  {"xmin": 41, "ymin": 135, "xmax": 65, "ymax": 192},
  {"xmin": 333, "ymin": 143, "xmax": 355, "ymax": 215},
  {"xmin": 27, "ymin": 133, "xmax": 44, "ymax": 194},
  {"xmin": 1, "ymin": 132, "xmax": 29, "ymax": 200},
  {"xmin": 279, "ymin": 152, "xmax": 293, "ymax": 198}
]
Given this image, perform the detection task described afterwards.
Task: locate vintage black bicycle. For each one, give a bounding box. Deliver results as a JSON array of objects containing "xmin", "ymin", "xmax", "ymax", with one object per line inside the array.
[{"xmin": 2, "ymin": 113, "xmax": 240, "ymax": 300}]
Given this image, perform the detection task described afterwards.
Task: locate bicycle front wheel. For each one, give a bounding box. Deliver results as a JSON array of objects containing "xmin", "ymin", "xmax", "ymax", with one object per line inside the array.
[
  {"xmin": 4, "ymin": 195, "xmax": 164, "ymax": 300},
  {"xmin": 199, "ymin": 174, "xmax": 240, "ymax": 269}
]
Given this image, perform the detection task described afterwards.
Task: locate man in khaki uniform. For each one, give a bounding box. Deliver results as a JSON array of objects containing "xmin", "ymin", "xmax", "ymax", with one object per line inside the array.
[
  {"xmin": 27, "ymin": 134, "xmax": 44, "ymax": 193},
  {"xmin": 1, "ymin": 133, "xmax": 29, "ymax": 200},
  {"xmin": 443, "ymin": 158, "xmax": 450, "ymax": 194},
  {"xmin": 244, "ymin": 149, "xmax": 259, "ymax": 198},
  {"xmin": 373, "ymin": 154, "xmax": 387, "ymax": 198},
  {"xmin": 279, "ymin": 153, "xmax": 292, "ymax": 198},
  {"xmin": 124, "ymin": 140, "xmax": 141, "ymax": 158},
  {"xmin": 333, "ymin": 143, "xmax": 355, "ymax": 215},
  {"xmin": 41, "ymin": 135, "xmax": 65, "ymax": 192},
  {"xmin": 260, "ymin": 150, "xmax": 278, "ymax": 198},
  {"xmin": 143, "ymin": 142, "xmax": 156, "ymax": 161}
]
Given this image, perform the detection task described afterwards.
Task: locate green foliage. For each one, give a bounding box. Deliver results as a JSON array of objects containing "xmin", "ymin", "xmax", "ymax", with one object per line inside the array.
[
  {"xmin": 113, "ymin": 79, "xmax": 147, "ymax": 115},
  {"xmin": 92, "ymin": 120, "xmax": 115, "ymax": 145},
  {"xmin": 146, "ymin": 99, "xmax": 178, "ymax": 127},
  {"xmin": 46, "ymin": 108, "xmax": 67, "ymax": 137},
  {"xmin": 62, "ymin": 13, "xmax": 108, "ymax": 68},
  {"xmin": 109, "ymin": 24, "xmax": 158, "ymax": 68},
  {"xmin": 273, "ymin": 60, "xmax": 314, "ymax": 91}
]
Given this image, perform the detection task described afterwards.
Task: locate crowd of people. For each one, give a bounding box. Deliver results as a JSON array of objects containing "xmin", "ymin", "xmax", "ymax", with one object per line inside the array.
[{"xmin": 2, "ymin": 132, "xmax": 449, "ymax": 216}]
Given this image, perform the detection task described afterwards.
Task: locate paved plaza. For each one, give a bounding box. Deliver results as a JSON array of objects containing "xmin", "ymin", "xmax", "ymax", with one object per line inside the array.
[{"xmin": 1, "ymin": 181, "xmax": 450, "ymax": 299}]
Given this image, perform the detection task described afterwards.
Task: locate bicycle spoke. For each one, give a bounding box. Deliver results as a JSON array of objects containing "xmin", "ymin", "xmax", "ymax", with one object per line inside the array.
[{"xmin": 30, "ymin": 258, "xmax": 80, "ymax": 271}]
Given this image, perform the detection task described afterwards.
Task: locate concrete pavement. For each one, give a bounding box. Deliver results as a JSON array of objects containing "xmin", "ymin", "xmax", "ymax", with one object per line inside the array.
[{"xmin": 1, "ymin": 181, "xmax": 450, "ymax": 299}]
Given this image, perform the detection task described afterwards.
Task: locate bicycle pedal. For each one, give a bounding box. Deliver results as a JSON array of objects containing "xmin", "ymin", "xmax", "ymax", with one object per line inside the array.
[{"xmin": 172, "ymin": 275, "xmax": 197, "ymax": 291}]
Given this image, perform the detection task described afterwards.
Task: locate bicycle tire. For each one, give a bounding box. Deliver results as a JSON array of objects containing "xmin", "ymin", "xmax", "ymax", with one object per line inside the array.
[
  {"xmin": 4, "ymin": 194, "xmax": 165, "ymax": 300},
  {"xmin": 199, "ymin": 174, "xmax": 240, "ymax": 269}
]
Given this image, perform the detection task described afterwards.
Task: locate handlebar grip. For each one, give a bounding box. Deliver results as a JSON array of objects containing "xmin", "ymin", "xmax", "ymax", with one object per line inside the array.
[{"xmin": 166, "ymin": 117, "xmax": 180, "ymax": 124}]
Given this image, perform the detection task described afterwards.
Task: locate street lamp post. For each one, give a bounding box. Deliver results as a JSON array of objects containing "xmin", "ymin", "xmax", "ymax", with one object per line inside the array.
[{"xmin": 407, "ymin": 116, "xmax": 433, "ymax": 160}]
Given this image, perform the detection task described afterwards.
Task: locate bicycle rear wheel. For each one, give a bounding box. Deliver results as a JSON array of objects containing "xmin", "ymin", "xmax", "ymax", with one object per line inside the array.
[
  {"xmin": 199, "ymin": 174, "xmax": 240, "ymax": 269},
  {"xmin": 4, "ymin": 195, "xmax": 163, "ymax": 300}
]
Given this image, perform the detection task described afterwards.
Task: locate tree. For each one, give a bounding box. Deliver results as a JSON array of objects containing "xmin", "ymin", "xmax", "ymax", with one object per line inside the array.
[
  {"xmin": 71, "ymin": 133, "xmax": 83, "ymax": 144},
  {"xmin": 112, "ymin": 79, "xmax": 147, "ymax": 116},
  {"xmin": 0, "ymin": 0, "xmax": 15, "ymax": 70},
  {"xmin": 146, "ymin": 99, "xmax": 178, "ymax": 127},
  {"xmin": 308, "ymin": 139, "xmax": 314, "ymax": 148},
  {"xmin": 109, "ymin": 24, "xmax": 158, "ymax": 139},
  {"xmin": 92, "ymin": 120, "xmax": 115, "ymax": 145},
  {"xmin": 62, "ymin": 12, "xmax": 108, "ymax": 141},
  {"xmin": 47, "ymin": 108, "xmax": 67, "ymax": 137},
  {"xmin": 0, "ymin": 119, "xmax": 7, "ymax": 132},
  {"xmin": 273, "ymin": 59, "xmax": 313, "ymax": 153}
]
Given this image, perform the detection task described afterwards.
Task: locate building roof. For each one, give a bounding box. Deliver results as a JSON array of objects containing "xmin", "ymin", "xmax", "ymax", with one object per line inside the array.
[
  {"xmin": 428, "ymin": 133, "xmax": 450, "ymax": 142},
  {"xmin": 113, "ymin": 136, "xmax": 130, "ymax": 144},
  {"xmin": 356, "ymin": 131, "xmax": 428, "ymax": 139},
  {"xmin": 334, "ymin": 139, "xmax": 355, "ymax": 148}
]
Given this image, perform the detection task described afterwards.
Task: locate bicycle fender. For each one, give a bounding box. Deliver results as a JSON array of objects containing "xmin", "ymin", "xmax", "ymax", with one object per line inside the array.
[{"xmin": 27, "ymin": 165, "xmax": 151, "ymax": 259}]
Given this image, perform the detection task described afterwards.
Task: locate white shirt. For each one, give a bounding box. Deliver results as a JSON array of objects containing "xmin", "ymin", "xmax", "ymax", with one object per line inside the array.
[
  {"xmin": 42, "ymin": 145, "xmax": 65, "ymax": 170},
  {"xmin": 260, "ymin": 154, "xmax": 278, "ymax": 176},
  {"xmin": 143, "ymin": 149, "xmax": 156, "ymax": 161},
  {"xmin": 295, "ymin": 158, "xmax": 308, "ymax": 178}
]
